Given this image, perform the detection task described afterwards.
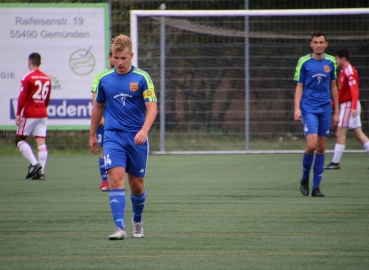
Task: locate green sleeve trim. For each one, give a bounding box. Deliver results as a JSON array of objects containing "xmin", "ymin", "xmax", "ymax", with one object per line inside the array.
[
  {"xmin": 133, "ymin": 68, "xmax": 155, "ymax": 90},
  {"xmin": 91, "ymin": 69, "xmax": 114, "ymax": 96},
  {"xmin": 294, "ymin": 54, "xmax": 311, "ymax": 81},
  {"xmin": 133, "ymin": 68, "xmax": 157, "ymax": 102}
]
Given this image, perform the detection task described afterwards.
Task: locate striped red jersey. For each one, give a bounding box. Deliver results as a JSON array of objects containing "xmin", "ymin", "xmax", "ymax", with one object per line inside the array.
[
  {"xmin": 337, "ymin": 64, "xmax": 359, "ymax": 110},
  {"xmin": 17, "ymin": 69, "xmax": 52, "ymax": 118}
]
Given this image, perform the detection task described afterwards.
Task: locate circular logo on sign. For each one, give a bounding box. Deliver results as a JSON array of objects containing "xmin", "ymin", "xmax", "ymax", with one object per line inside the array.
[{"xmin": 69, "ymin": 47, "xmax": 95, "ymax": 76}]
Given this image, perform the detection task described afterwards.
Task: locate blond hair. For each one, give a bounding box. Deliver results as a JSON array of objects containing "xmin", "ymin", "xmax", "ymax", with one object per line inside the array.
[{"xmin": 111, "ymin": 34, "xmax": 132, "ymax": 53}]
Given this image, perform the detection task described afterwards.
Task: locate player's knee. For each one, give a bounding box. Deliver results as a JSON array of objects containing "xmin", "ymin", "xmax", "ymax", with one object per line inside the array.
[
  {"xmin": 305, "ymin": 142, "xmax": 316, "ymax": 152},
  {"xmin": 15, "ymin": 137, "xmax": 24, "ymax": 146},
  {"xmin": 336, "ymin": 134, "xmax": 345, "ymax": 142},
  {"xmin": 129, "ymin": 176, "xmax": 145, "ymax": 194}
]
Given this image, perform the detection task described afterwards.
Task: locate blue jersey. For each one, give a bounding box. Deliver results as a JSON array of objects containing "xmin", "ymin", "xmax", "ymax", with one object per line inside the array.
[
  {"xmin": 294, "ymin": 53, "xmax": 336, "ymax": 113},
  {"xmin": 96, "ymin": 66, "xmax": 157, "ymax": 132}
]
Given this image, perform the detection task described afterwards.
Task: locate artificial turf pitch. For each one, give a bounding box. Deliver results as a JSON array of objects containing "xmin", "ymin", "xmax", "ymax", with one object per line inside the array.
[{"xmin": 0, "ymin": 153, "xmax": 368, "ymax": 269}]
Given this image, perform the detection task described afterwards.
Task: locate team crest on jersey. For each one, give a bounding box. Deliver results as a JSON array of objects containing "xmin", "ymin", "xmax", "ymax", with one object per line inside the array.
[
  {"xmin": 130, "ymin": 82, "xmax": 139, "ymax": 91},
  {"xmin": 324, "ymin": 66, "xmax": 330, "ymax": 72}
]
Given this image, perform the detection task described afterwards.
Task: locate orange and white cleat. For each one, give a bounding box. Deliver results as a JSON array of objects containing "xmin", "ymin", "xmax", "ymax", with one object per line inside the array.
[{"xmin": 99, "ymin": 181, "xmax": 110, "ymax": 191}]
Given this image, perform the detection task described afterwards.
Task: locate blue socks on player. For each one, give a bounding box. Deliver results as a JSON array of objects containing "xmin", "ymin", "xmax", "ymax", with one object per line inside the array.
[
  {"xmin": 109, "ymin": 189, "xmax": 126, "ymax": 230},
  {"xmin": 302, "ymin": 152, "xmax": 314, "ymax": 179},
  {"xmin": 131, "ymin": 190, "xmax": 146, "ymax": 223},
  {"xmin": 313, "ymin": 153, "xmax": 324, "ymax": 189},
  {"xmin": 99, "ymin": 157, "xmax": 108, "ymax": 183},
  {"xmin": 109, "ymin": 189, "xmax": 146, "ymax": 228}
]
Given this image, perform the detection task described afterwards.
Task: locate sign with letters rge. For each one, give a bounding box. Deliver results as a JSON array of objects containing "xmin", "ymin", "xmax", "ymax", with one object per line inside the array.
[{"xmin": 0, "ymin": 3, "xmax": 109, "ymax": 129}]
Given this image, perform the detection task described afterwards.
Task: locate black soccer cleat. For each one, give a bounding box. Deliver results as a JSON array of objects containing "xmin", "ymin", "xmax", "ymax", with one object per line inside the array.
[
  {"xmin": 32, "ymin": 172, "xmax": 45, "ymax": 180},
  {"xmin": 300, "ymin": 178, "xmax": 309, "ymax": 196},
  {"xmin": 324, "ymin": 162, "xmax": 340, "ymax": 170},
  {"xmin": 312, "ymin": 187, "xmax": 325, "ymax": 197},
  {"xmin": 25, "ymin": 163, "xmax": 42, "ymax": 179}
]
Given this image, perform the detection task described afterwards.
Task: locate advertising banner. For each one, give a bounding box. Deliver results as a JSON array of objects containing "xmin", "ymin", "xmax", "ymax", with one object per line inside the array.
[{"xmin": 0, "ymin": 3, "xmax": 109, "ymax": 130}]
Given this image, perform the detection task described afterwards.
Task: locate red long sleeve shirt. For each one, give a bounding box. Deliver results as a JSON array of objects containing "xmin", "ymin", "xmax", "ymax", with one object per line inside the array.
[
  {"xmin": 17, "ymin": 69, "xmax": 52, "ymax": 118},
  {"xmin": 337, "ymin": 64, "xmax": 359, "ymax": 110}
]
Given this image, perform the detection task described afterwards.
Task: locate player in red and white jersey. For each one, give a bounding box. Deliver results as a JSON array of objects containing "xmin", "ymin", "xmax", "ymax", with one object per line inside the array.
[
  {"xmin": 325, "ymin": 49, "xmax": 369, "ymax": 169},
  {"xmin": 15, "ymin": 53, "xmax": 52, "ymax": 179}
]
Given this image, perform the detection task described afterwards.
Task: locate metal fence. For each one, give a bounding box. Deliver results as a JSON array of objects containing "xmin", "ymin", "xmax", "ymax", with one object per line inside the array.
[{"xmin": 1, "ymin": 0, "xmax": 368, "ymax": 153}]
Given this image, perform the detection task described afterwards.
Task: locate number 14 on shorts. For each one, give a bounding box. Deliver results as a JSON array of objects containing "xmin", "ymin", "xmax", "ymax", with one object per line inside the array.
[{"xmin": 104, "ymin": 154, "xmax": 112, "ymax": 166}]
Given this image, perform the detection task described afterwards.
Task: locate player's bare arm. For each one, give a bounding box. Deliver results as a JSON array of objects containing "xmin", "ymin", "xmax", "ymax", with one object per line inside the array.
[
  {"xmin": 92, "ymin": 92, "xmax": 105, "ymax": 126},
  {"xmin": 330, "ymin": 80, "xmax": 339, "ymax": 126},
  {"xmin": 100, "ymin": 116, "xmax": 105, "ymax": 126},
  {"xmin": 16, "ymin": 84, "xmax": 27, "ymax": 126},
  {"xmin": 134, "ymin": 102, "xmax": 158, "ymax": 145},
  {"xmin": 15, "ymin": 115, "xmax": 21, "ymax": 126},
  {"xmin": 294, "ymin": 82, "xmax": 303, "ymax": 121},
  {"xmin": 89, "ymin": 101, "xmax": 105, "ymax": 154}
]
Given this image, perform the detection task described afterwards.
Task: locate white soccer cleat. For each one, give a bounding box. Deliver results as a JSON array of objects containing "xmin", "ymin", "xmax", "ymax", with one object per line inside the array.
[
  {"xmin": 132, "ymin": 219, "xmax": 144, "ymax": 238},
  {"xmin": 108, "ymin": 227, "xmax": 127, "ymax": 240}
]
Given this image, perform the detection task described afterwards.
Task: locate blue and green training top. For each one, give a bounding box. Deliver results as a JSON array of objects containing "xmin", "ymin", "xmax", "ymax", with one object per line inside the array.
[
  {"xmin": 294, "ymin": 53, "xmax": 336, "ymax": 113},
  {"xmin": 95, "ymin": 66, "xmax": 157, "ymax": 133}
]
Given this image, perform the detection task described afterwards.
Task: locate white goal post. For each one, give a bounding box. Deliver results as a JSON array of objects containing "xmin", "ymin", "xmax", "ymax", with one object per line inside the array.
[
  {"xmin": 130, "ymin": 8, "xmax": 369, "ymax": 67},
  {"xmin": 130, "ymin": 8, "xmax": 369, "ymax": 155}
]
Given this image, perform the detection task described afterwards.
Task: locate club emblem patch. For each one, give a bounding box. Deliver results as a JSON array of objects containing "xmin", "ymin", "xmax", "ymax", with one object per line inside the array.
[
  {"xmin": 130, "ymin": 82, "xmax": 138, "ymax": 91},
  {"xmin": 324, "ymin": 66, "xmax": 330, "ymax": 72}
]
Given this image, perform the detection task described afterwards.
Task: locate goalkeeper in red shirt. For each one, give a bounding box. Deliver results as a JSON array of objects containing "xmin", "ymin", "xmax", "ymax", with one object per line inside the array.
[{"xmin": 325, "ymin": 49, "xmax": 369, "ymax": 169}]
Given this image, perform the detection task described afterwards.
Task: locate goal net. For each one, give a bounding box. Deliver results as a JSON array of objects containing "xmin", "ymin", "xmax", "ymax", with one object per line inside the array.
[{"xmin": 130, "ymin": 9, "xmax": 369, "ymax": 154}]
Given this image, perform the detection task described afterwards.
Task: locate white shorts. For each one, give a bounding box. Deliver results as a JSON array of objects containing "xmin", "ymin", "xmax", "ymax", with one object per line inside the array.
[
  {"xmin": 16, "ymin": 117, "xmax": 48, "ymax": 138},
  {"xmin": 338, "ymin": 101, "xmax": 362, "ymax": 129}
]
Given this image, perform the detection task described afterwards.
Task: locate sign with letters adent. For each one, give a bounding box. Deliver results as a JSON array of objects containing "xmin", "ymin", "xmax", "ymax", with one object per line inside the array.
[{"xmin": 0, "ymin": 3, "xmax": 109, "ymax": 129}]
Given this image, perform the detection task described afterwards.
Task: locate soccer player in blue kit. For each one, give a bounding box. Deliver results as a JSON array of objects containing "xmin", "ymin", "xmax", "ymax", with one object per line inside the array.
[
  {"xmin": 293, "ymin": 32, "xmax": 339, "ymax": 197},
  {"xmin": 90, "ymin": 51, "xmax": 114, "ymax": 191},
  {"xmin": 89, "ymin": 34, "xmax": 157, "ymax": 240}
]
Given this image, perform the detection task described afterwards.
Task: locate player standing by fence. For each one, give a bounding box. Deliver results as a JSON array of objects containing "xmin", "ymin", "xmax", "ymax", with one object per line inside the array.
[
  {"xmin": 15, "ymin": 52, "xmax": 52, "ymax": 180},
  {"xmin": 293, "ymin": 32, "xmax": 339, "ymax": 197},
  {"xmin": 324, "ymin": 49, "xmax": 369, "ymax": 169}
]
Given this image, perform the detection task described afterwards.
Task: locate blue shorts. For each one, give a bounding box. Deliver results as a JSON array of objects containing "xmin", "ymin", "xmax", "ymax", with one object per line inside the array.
[
  {"xmin": 301, "ymin": 111, "xmax": 331, "ymax": 137},
  {"xmin": 103, "ymin": 130, "xmax": 149, "ymax": 177},
  {"xmin": 96, "ymin": 125, "xmax": 104, "ymax": 146}
]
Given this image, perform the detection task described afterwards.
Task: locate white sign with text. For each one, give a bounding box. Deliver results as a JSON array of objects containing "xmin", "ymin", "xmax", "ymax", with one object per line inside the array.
[{"xmin": 0, "ymin": 3, "xmax": 109, "ymax": 129}]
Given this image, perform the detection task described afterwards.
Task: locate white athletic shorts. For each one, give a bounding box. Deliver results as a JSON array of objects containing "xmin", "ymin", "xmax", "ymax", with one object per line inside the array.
[
  {"xmin": 338, "ymin": 101, "xmax": 362, "ymax": 129},
  {"xmin": 16, "ymin": 117, "xmax": 48, "ymax": 138}
]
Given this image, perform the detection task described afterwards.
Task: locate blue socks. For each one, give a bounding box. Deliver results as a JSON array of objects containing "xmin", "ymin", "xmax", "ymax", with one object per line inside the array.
[
  {"xmin": 109, "ymin": 189, "xmax": 126, "ymax": 230},
  {"xmin": 302, "ymin": 152, "xmax": 314, "ymax": 180},
  {"xmin": 313, "ymin": 153, "xmax": 324, "ymax": 190},
  {"xmin": 131, "ymin": 190, "xmax": 146, "ymax": 223},
  {"xmin": 302, "ymin": 152, "xmax": 325, "ymax": 189},
  {"xmin": 109, "ymin": 188, "xmax": 146, "ymax": 228},
  {"xmin": 99, "ymin": 157, "xmax": 108, "ymax": 183}
]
